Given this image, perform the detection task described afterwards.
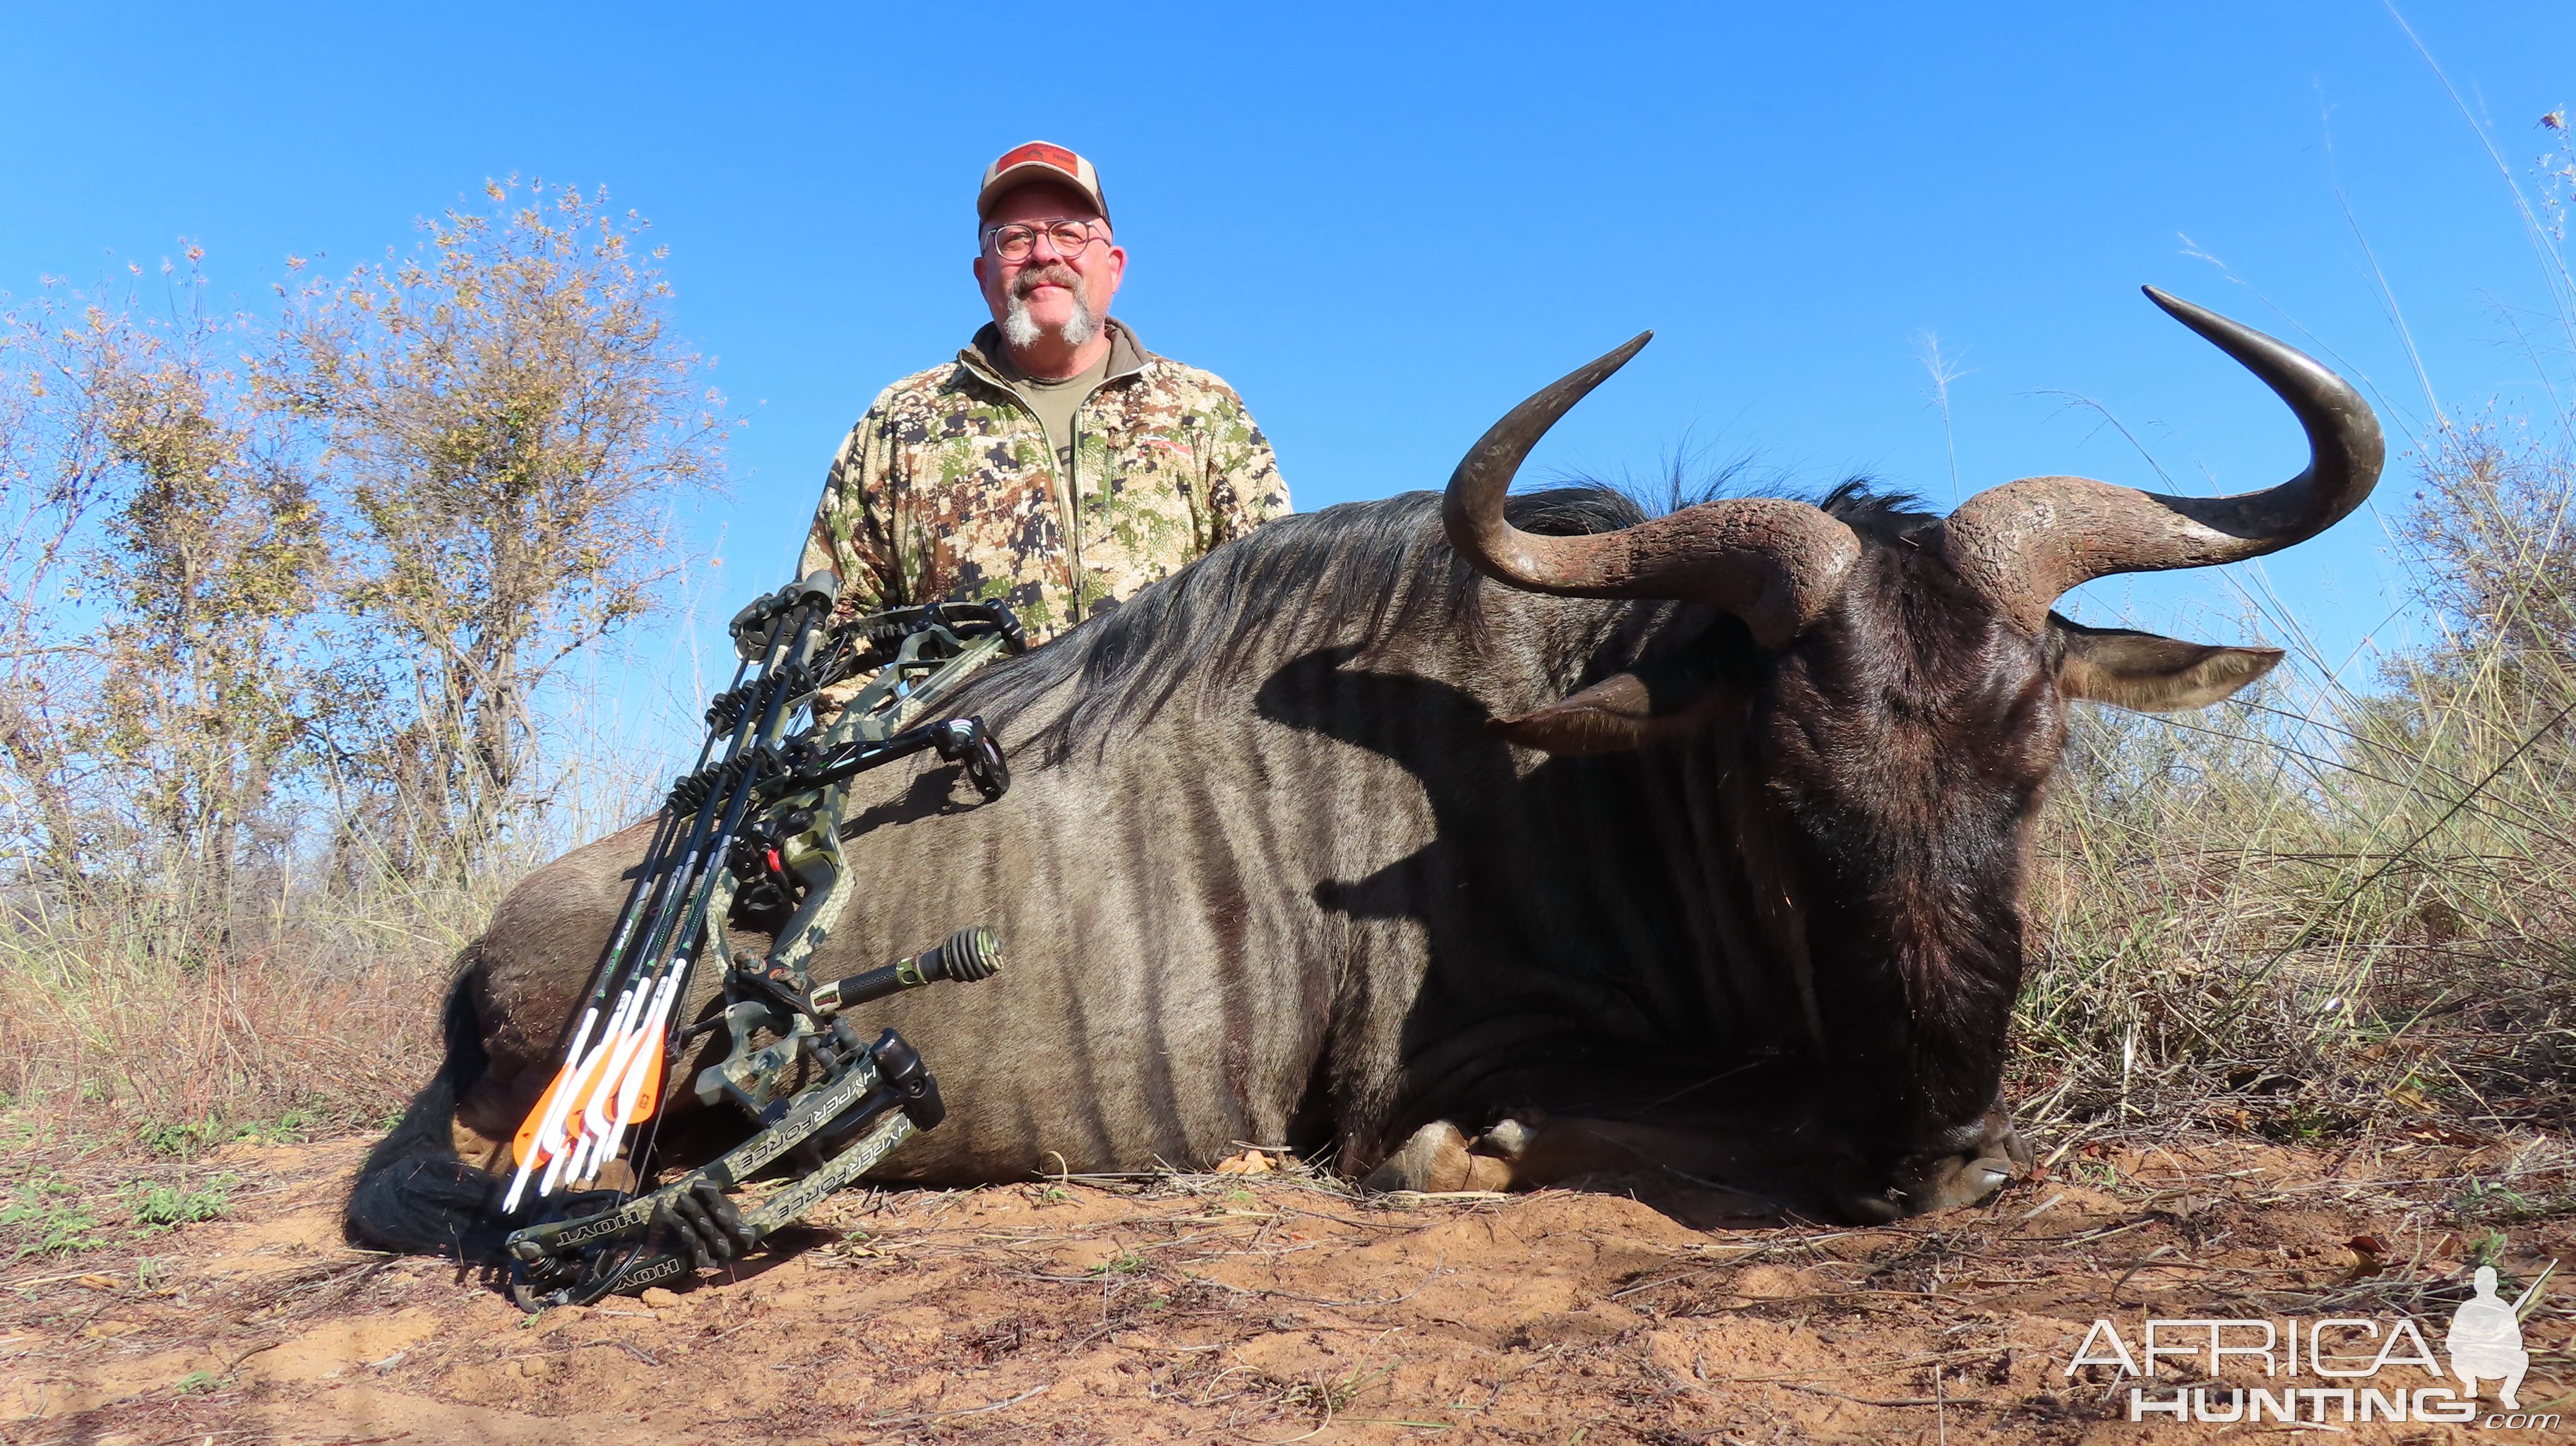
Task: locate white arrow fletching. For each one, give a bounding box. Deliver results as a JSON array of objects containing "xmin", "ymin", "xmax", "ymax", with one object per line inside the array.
[
  {"xmin": 590, "ymin": 969, "xmax": 687, "ymax": 1181},
  {"xmin": 499, "ymin": 1006, "xmax": 599, "ymax": 1215}
]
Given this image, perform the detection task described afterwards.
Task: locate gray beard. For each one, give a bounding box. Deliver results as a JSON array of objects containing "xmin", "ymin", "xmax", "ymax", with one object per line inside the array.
[{"xmin": 1001, "ymin": 288, "xmax": 1100, "ymax": 351}]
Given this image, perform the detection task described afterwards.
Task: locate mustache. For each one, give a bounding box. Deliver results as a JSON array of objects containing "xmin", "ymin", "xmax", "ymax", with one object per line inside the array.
[{"xmin": 1012, "ymin": 263, "xmax": 1083, "ymax": 297}]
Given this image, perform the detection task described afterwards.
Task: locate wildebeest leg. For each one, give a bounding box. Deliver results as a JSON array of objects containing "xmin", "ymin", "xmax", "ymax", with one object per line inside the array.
[
  {"xmin": 1450, "ymin": 1117, "xmax": 1811, "ymax": 1205},
  {"xmin": 1362, "ymin": 1116, "xmax": 1789, "ymax": 1219},
  {"xmin": 1365, "ymin": 1104, "xmax": 2028, "ymax": 1219},
  {"xmin": 1359, "ymin": 1117, "xmax": 1731, "ymax": 1196}
]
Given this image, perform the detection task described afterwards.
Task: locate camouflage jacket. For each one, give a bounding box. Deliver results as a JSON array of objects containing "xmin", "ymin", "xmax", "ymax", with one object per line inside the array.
[{"xmin": 801, "ymin": 319, "xmax": 1290, "ymax": 642}]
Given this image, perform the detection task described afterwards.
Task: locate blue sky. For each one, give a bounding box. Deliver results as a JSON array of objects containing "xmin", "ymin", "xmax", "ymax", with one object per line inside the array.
[{"xmin": 6, "ymin": 1, "xmax": 2572, "ymax": 750}]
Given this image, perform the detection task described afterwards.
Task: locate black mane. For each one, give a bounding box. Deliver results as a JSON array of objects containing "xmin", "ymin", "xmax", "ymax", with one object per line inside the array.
[
  {"xmin": 950, "ymin": 480, "xmax": 1919, "ymax": 758},
  {"xmin": 1813, "ymin": 478, "xmax": 1936, "ymax": 538}
]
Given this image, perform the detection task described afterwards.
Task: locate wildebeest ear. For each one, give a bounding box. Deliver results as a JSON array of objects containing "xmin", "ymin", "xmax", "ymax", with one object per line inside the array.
[
  {"xmin": 2049, "ymin": 613, "xmax": 2282, "ymax": 713},
  {"xmin": 1489, "ymin": 655, "xmax": 1726, "ymax": 755}
]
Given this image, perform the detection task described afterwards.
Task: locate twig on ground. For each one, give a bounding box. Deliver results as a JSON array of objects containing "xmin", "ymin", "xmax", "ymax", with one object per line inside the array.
[{"xmin": 866, "ymin": 1380, "xmax": 1054, "ymax": 1426}]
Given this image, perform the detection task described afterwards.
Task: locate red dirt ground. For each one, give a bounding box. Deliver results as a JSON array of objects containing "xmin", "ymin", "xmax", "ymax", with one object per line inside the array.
[{"xmin": 4, "ymin": 1129, "xmax": 2571, "ymax": 1443}]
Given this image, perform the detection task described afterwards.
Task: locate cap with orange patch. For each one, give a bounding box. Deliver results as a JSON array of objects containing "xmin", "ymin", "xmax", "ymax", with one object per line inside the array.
[{"xmin": 977, "ymin": 141, "xmax": 1111, "ymax": 225}]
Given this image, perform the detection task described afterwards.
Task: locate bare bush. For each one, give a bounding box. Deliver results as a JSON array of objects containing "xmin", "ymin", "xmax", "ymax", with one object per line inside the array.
[
  {"xmin": 270, "ymin": 179, "xmax": 726, "ymax": 882},
  {"xmin": 0, "ymin": 186, "xmax": 722, "ymax": 1147},
  {"xmin": 0, "ymin": 292, "xmax": 135, "ymax": 887},
  {"xmin": 86, "ymin": 273, "xmax": 325, "ymax": 943}
]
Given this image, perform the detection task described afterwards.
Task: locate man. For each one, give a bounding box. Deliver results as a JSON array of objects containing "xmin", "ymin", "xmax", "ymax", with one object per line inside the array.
[
  {"xmin": 2446, "ymin": 1265, "xmax": 2531, "ymax": 1409},
  {"xmin": 803, "ymin": 141, "xmax": 1290, "ymax": 643}
]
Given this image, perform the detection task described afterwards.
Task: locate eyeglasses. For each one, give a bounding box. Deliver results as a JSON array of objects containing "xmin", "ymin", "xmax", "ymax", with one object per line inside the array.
[{"xmin": 983, "ymin": 218, "xmax": 1105, "ymax": 263}]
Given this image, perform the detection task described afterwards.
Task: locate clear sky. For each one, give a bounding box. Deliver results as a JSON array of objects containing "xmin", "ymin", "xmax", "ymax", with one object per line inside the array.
[{"xmin": 6, "ymin": 2, "xmax": 2572, "ymax": 747}]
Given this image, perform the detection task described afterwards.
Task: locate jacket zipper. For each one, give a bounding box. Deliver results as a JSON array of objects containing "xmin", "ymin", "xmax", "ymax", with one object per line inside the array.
[{"xmin": 960, "ymin": 340, "xmax": 1147, "ymax": 627}]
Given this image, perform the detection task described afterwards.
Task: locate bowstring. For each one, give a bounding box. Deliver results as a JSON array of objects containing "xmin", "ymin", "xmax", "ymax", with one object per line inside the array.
[{"xmin": 592, "ymin": 623, "xmax": 853, "ymax": 1296}]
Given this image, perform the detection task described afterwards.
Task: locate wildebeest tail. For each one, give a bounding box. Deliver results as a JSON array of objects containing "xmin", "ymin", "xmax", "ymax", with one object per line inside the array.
[{"xmin": 344, "ymin": 964, "xmax": 508, "ymax": 1262}]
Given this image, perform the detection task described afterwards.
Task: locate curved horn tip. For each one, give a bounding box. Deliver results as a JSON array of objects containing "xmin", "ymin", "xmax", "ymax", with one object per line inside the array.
[
  {"xmin": 2137, "ymin": 286, "xmax": 2262, "ymax": 354},
  {"xmin": 1566, "ymin": 332, "xmax": 1648, "ymax": 383},
  {"xmin": 1454, "ymin": 330, "xmax": 1658, "ymax": 473},
  {"xmin": 2140, "ymin": 284, "xmax": 2214, "ymax": 327},
  {"xmin": 2135, "ymin": 287, "xmax": 2359, "ymax": 407}
]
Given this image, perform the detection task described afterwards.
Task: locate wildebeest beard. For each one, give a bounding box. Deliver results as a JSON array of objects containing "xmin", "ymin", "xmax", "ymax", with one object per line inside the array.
[{"xmin": 1000, "ymin": 262, "xmax": 1099, "ymax": 350}]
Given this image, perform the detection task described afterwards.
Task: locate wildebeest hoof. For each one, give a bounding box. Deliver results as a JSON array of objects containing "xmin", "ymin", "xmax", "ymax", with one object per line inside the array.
[
  {"xmin": 1473, "ymin": 1118, "xmax": 1538, "ymax": 1159},
  {"xmin": 2000, "ymin": 1119, "xmax": 2036, "ymax": 1171},
  {"xmin": 1900, "ymin": 1152, "xmax": 2017, "ymax": 1214},
  {"xmin": 1830, "ymin": 1140, "xmax": 2012, "ymax": 1221},
  {"xmin": 1363, "ymin": 1122, "xmax": 1473, "ymax": 1191},
  {"xmin": 1880, "ymin": 1108, "xmax": 2029, "ymax": 1215},
  {"xmin": 1361, "ymin": 1122, "xmax": 1514, "ymax": 1193}
]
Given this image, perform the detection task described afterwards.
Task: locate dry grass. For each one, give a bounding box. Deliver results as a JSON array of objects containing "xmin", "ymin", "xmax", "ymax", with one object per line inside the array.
[
  {"xmin": 0, "ymin": 875, "xmax": 481, "ymax": 1151},
  {"xmin": 0, "ymin": 661, "xmax": 665, "ymax": 1157},
  {"xmin": 2014, "ymin": 426, "xmax": 2576, "ymax": 1158}
]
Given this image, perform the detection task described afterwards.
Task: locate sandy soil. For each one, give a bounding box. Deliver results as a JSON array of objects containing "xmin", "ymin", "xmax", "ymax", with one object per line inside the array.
[{"xmin": 3, "ymin": 1130, "xmax": 2571, "ymax": 1444}]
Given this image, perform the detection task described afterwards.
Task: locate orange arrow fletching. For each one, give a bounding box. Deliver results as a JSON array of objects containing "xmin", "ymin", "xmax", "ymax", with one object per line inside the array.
[
  {"xmin": 511, "ymin": 1068, "xmax": 573, "ymax": 1165},
  {"xmin": 508, "ymin": 1006, "xmax": 604, "ymax": 1171}
]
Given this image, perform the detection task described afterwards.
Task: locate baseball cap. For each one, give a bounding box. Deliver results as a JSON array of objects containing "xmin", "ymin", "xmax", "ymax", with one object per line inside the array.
[{"xmin": 977, "ymin": 141, "xmax": 1111, "ymax": 225}]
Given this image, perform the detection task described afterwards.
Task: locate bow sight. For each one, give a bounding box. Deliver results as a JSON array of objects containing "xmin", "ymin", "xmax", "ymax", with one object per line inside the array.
[{"xmin": 496, "ymin": 578, "xmax": 1024, "ymax": 1310}]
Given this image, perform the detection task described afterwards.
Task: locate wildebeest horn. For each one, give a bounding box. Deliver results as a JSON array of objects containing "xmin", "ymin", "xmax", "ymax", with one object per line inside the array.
[
  {"xmin": 1938, "ymin": 287, "xmax": 2385, "ymax": 633},
  {"xmin": 1443, "ymin": 333, "xmax": 1862, "ymax": 648}
]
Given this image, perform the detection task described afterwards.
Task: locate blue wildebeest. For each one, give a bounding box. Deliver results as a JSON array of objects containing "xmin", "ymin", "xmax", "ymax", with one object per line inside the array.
[{"xmin": 350, "ymin": 289, "xmax": 2379, "ymax": 1257}]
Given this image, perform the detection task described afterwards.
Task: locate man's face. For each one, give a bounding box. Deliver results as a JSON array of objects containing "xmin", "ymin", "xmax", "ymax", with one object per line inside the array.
[{"xmin": 973, "ymin": 181, "xmax": 1126, "ymax": 353}]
